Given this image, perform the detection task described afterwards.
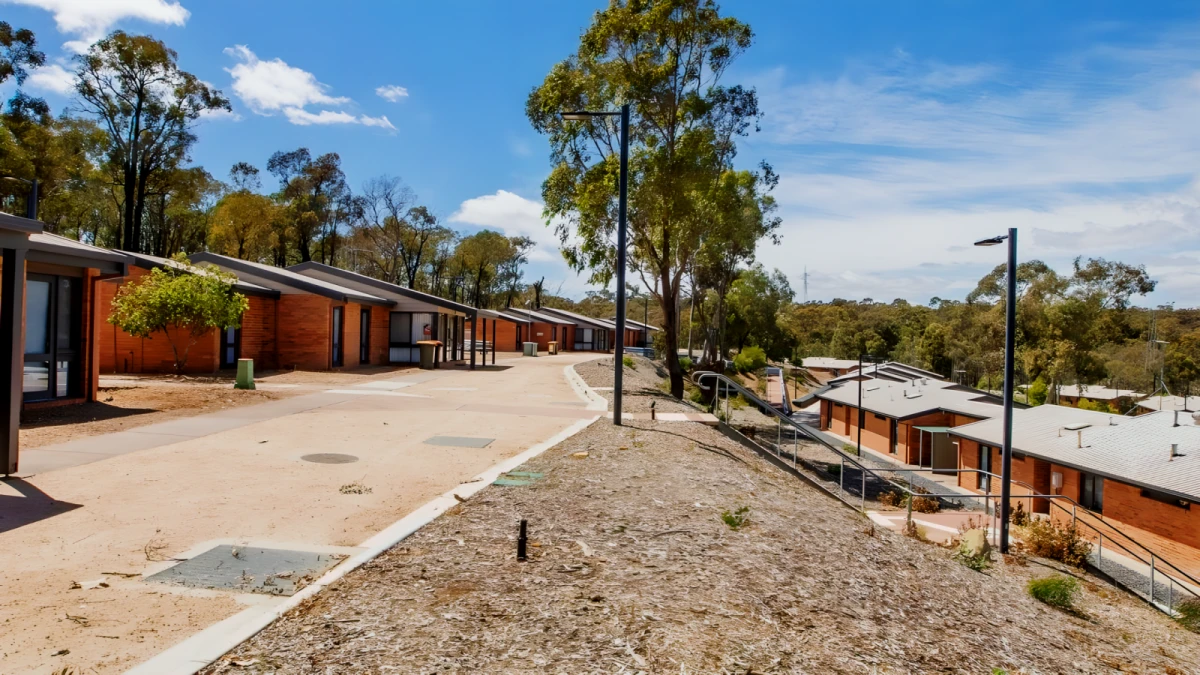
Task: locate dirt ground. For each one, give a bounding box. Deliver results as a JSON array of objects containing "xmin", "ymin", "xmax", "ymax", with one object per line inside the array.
[
  {"xmin": 574, "ymin": 354, "xmax": 697, "ymax": 414},
  {"xmin": 18, "ymin": 366, "xmax": 422, "ymax": 449},
  {"xmin": 203, "ymin": 365, "xmax": 1200, "ymax": 674}
]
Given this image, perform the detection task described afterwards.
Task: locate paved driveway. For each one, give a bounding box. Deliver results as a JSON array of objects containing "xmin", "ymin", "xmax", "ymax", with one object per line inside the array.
[{"xmin": 0, "ymin": 352, "xmax": 603, "ymax": 674}]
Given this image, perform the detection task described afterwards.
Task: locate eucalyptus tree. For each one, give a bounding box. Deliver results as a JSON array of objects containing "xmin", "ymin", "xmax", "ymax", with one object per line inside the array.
[
  {"xmin": 75, "ymin": 32, "xmax": 230, "ymax": 252},
  {"xmin": 527, "ymin": 0, "xmax": 772, "ymax": 397},
  {"xmin": 0, "ymin": 21, "xmax": 45, "ymax": 85}
]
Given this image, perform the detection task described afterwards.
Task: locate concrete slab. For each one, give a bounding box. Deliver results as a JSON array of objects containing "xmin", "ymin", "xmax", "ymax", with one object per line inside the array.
[
  {"xmin": 423, "ymin": 436, "xmax": 495, "ymax": 448},
  {"xmin": 145, "ymin": 545, "xmax": 346, "ymax": 596}
]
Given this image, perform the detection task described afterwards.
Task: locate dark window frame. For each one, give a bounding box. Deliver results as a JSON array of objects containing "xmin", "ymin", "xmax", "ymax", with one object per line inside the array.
[
  {"xmin": 331, "ymin": 306, "xmax": 344, "ymax": 368},
  {"xmin": 220, "ymin": 325, "xmax": 242, "ymax": 369},
  {"xmin": 359, "ymin": 308, "xmax": 371, "ymax": 364},
  {"xmin": 1140, "ymin": 488, "xmax": 1189, "ymax": 510},
  {"xmin": 23, "ymin": 273, "xmax": 82, "ymax": 402}
]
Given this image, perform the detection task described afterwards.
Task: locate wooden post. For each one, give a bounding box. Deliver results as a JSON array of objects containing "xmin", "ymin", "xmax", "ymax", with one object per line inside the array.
[{"xmin": 1, "ymin": 247, "xmax": 26, "ymax": 475}]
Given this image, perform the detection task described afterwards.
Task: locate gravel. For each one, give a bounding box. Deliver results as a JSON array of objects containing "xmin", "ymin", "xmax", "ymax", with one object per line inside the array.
[{"xmin": 202, "ymin": 367, "xmax": 1200, "ymax": 675}]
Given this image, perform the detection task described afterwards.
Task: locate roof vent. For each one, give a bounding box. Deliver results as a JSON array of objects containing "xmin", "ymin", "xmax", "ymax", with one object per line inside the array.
[
  {"xmin": 1193, "ymin": 411, "xmax": 1200, "ymax": 426},
  {"xmin": 1171, "ymin": 443, "xmax": 1179, "ymax": 461},
  {"xmin": 1063, "ymin": 423, "xmax": 1091, "ymax": 431},
  {"xmin": 1175, "ymin": 411, "xmax": 1181, "ymax": 427}
]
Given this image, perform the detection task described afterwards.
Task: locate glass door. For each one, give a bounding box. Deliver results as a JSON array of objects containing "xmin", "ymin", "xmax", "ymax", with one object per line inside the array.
[
  {"xmin": 24, "ymin": 274, "xmax": 81, "ymax": 401},
  {"xmin": 359, "ymin": 308, "xmax": 371, "ymax": 364},
  {"xmin": 220, "ymin": 326, "xmax": 240, "ymax": 369},
  {"xmin": 331, "ymin": 306, "xmax": 344, "ymax": 367}
]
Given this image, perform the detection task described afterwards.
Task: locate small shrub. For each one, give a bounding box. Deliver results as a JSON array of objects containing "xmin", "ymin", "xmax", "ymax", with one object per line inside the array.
[
  {"xmin": 688, "ymin": 387, "xmax": 705, "ymax": 403},
  {"xmin": 678, "ymin": 356, "xmax": 692, "ymax": 371},
  {"xmin": 956, "ymin": 549, "xmax": 991, "ymax": 571},
  {"xmin": 826, "ymin": 463, "xmax": 841, "ymax": 477},
  {"xmin": 1176, "ymin": 597, "xmax": 1200, "ymax": 632},
  {"xmin": 721, "ymin": 506, "xmax": 751, "ymax": 530},
  {"xmin": 1027, "ymin": 574, "xmax": 1079, "ymax": 610},
  {"xmin": 732, "ymin": 346, "xmax": 767, "ymax": 373},
  {"xmin": 1021, "ymin": 519, "xmax": 1091, "ymax": 567},
  {"xmin": 878, "ymin": 490, "xmax": 903, "ymax": 508},
  {"xmin": 910, "ymin": 494, "xmax": 941, "ymax": 514},
  {"xmin": 622, "ymin": 355, "xmax": 636, "ymax": 369},
  {"xmin": 841, "ymin": 442, "xmax": 859, "ymax": 456},
  {"xmin": 903, "ymin": 519, "xmax": 928, "ymax": 541},
  {"xmin": 1010, "ymin": 501, "xmax": 1030, "ymax": 526}
]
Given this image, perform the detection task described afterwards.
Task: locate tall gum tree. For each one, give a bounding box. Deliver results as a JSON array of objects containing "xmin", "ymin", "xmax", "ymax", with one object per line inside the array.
[
  {"xmin": 75, "ymin": 31, "xmax": 229, "ymax": 252},
  {"xmin": 527, "ymin": 0, "xmax": 774, "ymax": 397}
]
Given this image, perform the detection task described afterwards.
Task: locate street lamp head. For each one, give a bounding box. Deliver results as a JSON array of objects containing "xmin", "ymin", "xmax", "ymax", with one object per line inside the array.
[
  {"xmin": 560, "ymin": 112, "xmax": 594, "ymax": 121},
  {"xmin": 974, "ymin": 235, "xmax": 1008, "ymax": 247}
]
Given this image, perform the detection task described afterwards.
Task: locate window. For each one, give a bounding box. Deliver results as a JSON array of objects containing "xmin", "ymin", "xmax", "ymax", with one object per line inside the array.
[
  {"xmin": 331, "ymin": 306, "xmax": 344, "ymax": 368},
  {"xmin": 977, "ymin": 445, "xmax": 992, "ymax": 492},
  {"xmin": 220, "ymin": 326, "xmax": 240, "ymax": 368},
  {"xmin": 890, "ymin": 419, "xmax": 898, "ymax": 454},
  {"xmin": 360, "ymin": 308, "xmax": 371, "ymax": 364},
  {"xmin": 1080, "ymin": 472, "xmax": 1104, "ymax": 512},
  {"xmin": 1140, "ymin": 488, "xmax": 1189, "ymax": 509},
  {"xmin": 24, "ymin": 274, "xmax": 81, "ymax": 401},
  {"xmin": 873, "ymin": 413, "xmax": 887, "ymax": 421}
]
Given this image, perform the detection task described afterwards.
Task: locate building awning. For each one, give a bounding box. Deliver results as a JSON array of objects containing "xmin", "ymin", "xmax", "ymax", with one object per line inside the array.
[{"xmin": 913, "ymin": 426, "xmax": 952, "ymax": 433}]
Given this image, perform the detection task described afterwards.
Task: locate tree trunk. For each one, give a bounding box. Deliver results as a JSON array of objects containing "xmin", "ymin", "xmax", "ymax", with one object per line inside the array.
[
  {"xmin": 132, "ymin": 167, "xmax": 151, "ymax": 253},
  {"xmin": 121, "ymin": 162, "xmax": 137, "ymax": 250}
]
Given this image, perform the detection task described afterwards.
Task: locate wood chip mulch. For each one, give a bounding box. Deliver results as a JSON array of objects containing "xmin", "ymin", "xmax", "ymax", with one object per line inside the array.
[{"xmin": 202, "ymin": 377, "xmax": 1200, "ymax": 674}]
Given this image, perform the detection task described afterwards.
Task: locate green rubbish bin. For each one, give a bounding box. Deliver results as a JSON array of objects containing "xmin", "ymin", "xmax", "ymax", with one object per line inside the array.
[
  {"xmin": 523, "ymin": 341, "xmax": 538, "ymax": 357},
  {"xmin": 417, "ymin": 340, "xmax": 441, "ymax": 369},
  {"xmin": 235, "ymin": 358, "xmax": 255, "ymax": 390}
]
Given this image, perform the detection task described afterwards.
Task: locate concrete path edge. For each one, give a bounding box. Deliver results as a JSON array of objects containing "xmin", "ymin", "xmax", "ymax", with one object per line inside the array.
[{"xmin": 125, "ymin": 369, "xmax": 606, "ymax": 675}]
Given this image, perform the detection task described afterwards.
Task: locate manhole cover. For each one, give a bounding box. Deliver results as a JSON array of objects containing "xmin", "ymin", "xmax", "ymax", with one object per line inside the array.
[
  {"xmin": 144, "ymin": 545, "xmax": 346, "ymax": 596},
  {"xmin": 494, "ymin": 470, "xmax": 544, "ymax": 486},
  {"xmin": 301, "ymin": 453, "xmax": 359, "ymax": 464},
  {"xmin": 423, "ymin": 436, "xmax": 494, "ymax": 448}
]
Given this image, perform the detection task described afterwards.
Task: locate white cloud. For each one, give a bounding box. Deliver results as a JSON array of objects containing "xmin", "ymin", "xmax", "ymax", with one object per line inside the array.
[
  {"xmin": 359, "ymin": 114, "xmax": 396, "ymax": 130},
  {"xmin": 450, "ymin": 190, "xmax": 565, "ymax": 263},
  {"xmin": 282, "ymin": 108, "xmax": 357, "ymax": 125},
  {"xmin": 3, "ymin": 0, "xmax": 190, "ymax": 52},
  {"xmin": 26, "ymin": 63, "xmax": 74, "ymax": 95},
  {"xmin": 225, "ymin": 45, "xmax": 349, "ymax": 114},
  {"xmin": 751, "ymin": 33, "xmax": 1200, "ymax": 307},
  {"xmin": 375, "ymin": 85, "xmax": 409, "ymax": 102}
]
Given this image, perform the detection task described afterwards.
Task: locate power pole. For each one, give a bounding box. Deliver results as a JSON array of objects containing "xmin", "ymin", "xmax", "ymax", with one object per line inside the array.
[{"xmin": 803, "ymin": 267, "xmax": 809, "ymax": 304}]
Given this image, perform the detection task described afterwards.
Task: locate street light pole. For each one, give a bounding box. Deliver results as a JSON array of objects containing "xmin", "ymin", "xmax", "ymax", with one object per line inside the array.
[
  {"xmin": 561, "ymin": 104, "xmax": 630, "ymax": 426},
  {"xmin": 976, "ymin": 228, "xmax": 1017, "ymax": 554}
]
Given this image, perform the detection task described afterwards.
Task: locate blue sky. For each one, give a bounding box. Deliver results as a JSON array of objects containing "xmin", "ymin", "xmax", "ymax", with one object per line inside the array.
[{"xmin": 5, "ymin": 1, "xmax": 1200, "ymax": 306}]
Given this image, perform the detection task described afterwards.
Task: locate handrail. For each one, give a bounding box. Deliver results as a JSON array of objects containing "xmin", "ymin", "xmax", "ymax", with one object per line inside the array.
[{"xmin": 693, "ymin": 369, "xmax": 1200, "ymax": 607}]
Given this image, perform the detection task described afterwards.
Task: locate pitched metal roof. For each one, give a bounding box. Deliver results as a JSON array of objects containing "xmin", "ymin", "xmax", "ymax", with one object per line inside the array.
[
  {"xmin": 817, "ymin": 376, "xmax": 1007, "ymax": 421},
  {"xmin": 503, "ymin": 307, "xmax": 577, "ymax": 325},
  {"xmin": 0, "ymin": 210, "xmax": 43, "ymax": 234},
  {"xmin": 827, "ymin": 361, "xmax": 945, "ymax": 384},
  {"xmin": 801, "ymin": 357, "xmax": 861, "ymax": 370},
  {"xmin": 287, "ymin": 261, "xmax": 474, "ymax": 314},
  {"xmin": 27, "ymin": 232, "xmax": 128, "ymax": 273},
  {"xmin": 1136, "ymin": 395, "xmax": 1198, "ymax": 413},
  {"xmin": 123, "ymin": 251, "xmax": 278, "ymax": 296},
  {"xmin": 951, "ymin": 407, "xmax": 1200, "ymax": 502},
  {"xmin": 538, "ymin": 306, "xmax": 617, "ymax": 330},
  {"xmin": 614, "ymin": 317, "xmax": 660, "ymax": 331},
  {"xmin": 1056, "ymin": 384, "xmax": 1144, "ymax": 401},
  {"xmin": 190, "ymin": 253, "xmax": 390, "ymax": 305}
]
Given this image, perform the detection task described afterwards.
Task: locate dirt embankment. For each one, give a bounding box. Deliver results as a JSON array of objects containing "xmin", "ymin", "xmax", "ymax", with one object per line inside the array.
[
  {"xmin": 203, "ymin": 371, "xmax": 1200, "ymax": 674},
  {"xmin": 574, "ymin": 354, "xmax": 697, "ymax": 413}
]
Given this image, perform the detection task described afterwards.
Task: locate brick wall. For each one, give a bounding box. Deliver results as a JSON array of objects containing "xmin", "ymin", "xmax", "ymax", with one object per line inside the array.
[
  {"xmin": 240, "ymin": 294, "xmax": 278, "ymax": 370},
  {"xmin": 96, "ymin": 269, "xmax": 221, "ymax": 374},
  {"xmin": 277, "ymin": 294, "xmax": 332, "ymax": 370}
]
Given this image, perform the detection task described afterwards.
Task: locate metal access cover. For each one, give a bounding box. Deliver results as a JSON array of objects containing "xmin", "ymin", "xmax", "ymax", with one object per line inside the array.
[
  {"xmin": 145, "ymin": 545, "xmax": 345, "ymax": 596},
  {"xmin": 301, "ymin": 453, "xmax": 359, "ymax": 464},
  {"xmin": 423, "ymin": 435, "xmax": 494, "ymax": 448}
]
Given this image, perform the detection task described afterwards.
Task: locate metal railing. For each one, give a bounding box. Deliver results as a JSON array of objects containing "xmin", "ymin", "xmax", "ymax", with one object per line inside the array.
[{"xmin": 693, "ymin": 370, "xmax": 1200, "ymax": 615}]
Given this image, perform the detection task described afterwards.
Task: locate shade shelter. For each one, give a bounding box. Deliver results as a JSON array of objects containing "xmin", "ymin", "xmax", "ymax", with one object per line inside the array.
[
  {"xmin": 499, "ymin": 307, "xmax": 576, "ymax": 352},
  {"xmin": 537, "ymin": 306, "xmax": 621, "ymax": 352},
  {"xmin": 2, "ymin": 213, "xmax": 129, "ymax": 475},
  {"xmin": 98, "ymin": 252, "xmax": 281, "ymax": 374},
  {"xmin": 286, "ymin": 262, "xmax": 481, "ymax": 370},
  {"xmin": 190, "ymin": 253, "xmax": 394, "ymax": 371},
  {"xmin": 469, "ymin": 308, "xmax": 510, "ymax": 365}
]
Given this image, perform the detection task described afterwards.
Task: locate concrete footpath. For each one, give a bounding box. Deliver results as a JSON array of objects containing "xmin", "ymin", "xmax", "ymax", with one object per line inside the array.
[{"xmin": 0, "ymin": 353, "xmax": 604, "ymax": 675}]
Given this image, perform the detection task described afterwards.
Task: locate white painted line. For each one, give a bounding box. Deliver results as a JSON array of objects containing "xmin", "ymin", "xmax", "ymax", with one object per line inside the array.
[
  {"xmin": 126, "ymin": 406, "xmax": 601, "ymax": 675},
  {"xmin": 354, "ymin": 380, "xmax": 416, "ymax": 390},
  {"xmin": 323, "ymin": 389, "xmax": 430, "ymax": 398}
]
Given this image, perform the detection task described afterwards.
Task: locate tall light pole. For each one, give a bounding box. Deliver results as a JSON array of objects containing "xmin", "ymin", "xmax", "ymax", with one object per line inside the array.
[
  {"xmin": 562, "ymin": 104, "xmax": 630, "ymax": 426},
  {"xmin": 975, "ymin": 228, "xmax": 1017, "ymax": 553}
]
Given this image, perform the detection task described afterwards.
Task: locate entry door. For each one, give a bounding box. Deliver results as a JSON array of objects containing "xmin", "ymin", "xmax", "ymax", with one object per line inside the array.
[
  {"xmin": 23, "ymin": 274, "xmax": 81, "ymax": 401},
  {"xmin": 331, "ymin": 307, "xmax": 344, "ymax": 367},
  {"xmin": 978, "ymin": 445, "xmax": 992, "ymax": 492},
  {"xmin": 359, "ymin": 308, "xmax": 371, "ymax": 364},
  {"xmin": 220, "ymin": 326, "xmax": 240, "ymax": 369}
]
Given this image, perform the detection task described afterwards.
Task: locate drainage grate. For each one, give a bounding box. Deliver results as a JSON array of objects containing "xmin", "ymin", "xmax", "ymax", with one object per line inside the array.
[
  {"xmin": 144, "ymin": 545, "xmax": 346, "ymax": 596},
  {"xmin": 301, "ymin": 453, "xmax": 359, "ymax": 464},
  {"xmin": 423, "ymin": 436, "xmax": 494, "ymax": 448}
]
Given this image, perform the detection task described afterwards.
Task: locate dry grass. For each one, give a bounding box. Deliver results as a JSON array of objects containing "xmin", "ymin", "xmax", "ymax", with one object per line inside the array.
[{"xmin": 201, "ymin": 373, "xmax": 1200, "ymax": 674}]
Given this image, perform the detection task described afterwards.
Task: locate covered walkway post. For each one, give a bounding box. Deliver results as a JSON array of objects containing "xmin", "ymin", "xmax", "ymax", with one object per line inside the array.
[
  {"xmin": 469, "ymin": 311, "xmax": 476, "ymax": 370},
  {"xmin": 491, "ymin": 319, "xmax": 496, "ymax": 365},
  {"xmin": 1, "ymin": 247, "xmax": 26, "ymax": 475}
]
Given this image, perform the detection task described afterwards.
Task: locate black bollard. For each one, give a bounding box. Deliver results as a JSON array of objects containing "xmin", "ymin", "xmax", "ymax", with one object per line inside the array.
[{"xmin": 517, "ymin": 519, "xmax": 528, "ymax": 561}]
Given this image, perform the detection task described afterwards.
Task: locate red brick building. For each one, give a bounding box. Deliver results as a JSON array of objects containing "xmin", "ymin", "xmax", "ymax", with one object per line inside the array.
[
  {"xmin": 500, "ymin": 308, "xmax": 577, "ymax": 352},
  {"xmin": 191, "ymin": 253, "xmax": 395, "ymax": 371},
  {"xmin": 287, "ymin": 262, "xmax": 484, "ymax": 368},
  {"xmin": 2, "ymin": 214, "xmax": 129, "ymax": 474},
  {"xmin": 98, "ymin": 253, "xmax": 283, "ymax": 374},
  {"xmin": 951, "ymin": 406, "xmax": 1200, "ymax": 560},
  {"xmin": 814, "ymin": 376, "xmax": 1009, "ymax": 467},
  {"xmin": 538, "ymin": 306, "xmax": 632, "ymax": 352}
]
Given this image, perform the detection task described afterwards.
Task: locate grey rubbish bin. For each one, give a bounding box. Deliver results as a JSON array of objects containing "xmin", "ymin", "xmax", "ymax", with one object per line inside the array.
[{"xmin": 523, "ymin": 341, "xmax": 538, "ymax": 357}]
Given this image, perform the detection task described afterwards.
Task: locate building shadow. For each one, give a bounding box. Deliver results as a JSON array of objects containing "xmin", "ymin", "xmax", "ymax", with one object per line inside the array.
[
  {"xmin": 0, "ymin": 478, "xmax": 82, "ymax": 534},
  {"xmin": 21, "ymin": 401, "xmax": 158, "ymax": 430}
]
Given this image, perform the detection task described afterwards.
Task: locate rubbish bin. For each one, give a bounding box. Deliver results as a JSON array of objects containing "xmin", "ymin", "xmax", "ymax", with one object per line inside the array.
[
  {"xmin": 235, "ymin": 358, "xmax": 255, "ymax": 390},
  {"xmin": 548, "ymin": 341, "xmax": 559, "ymax": 355},
  {"xmin": 417, "ymin": 340, "xmax": 441, "ymax": 369},
  {"xmin": 523, "ymin": 341, "xmax": 538, "ymax": 357}
]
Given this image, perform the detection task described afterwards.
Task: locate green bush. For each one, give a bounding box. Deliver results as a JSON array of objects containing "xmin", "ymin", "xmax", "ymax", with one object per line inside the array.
[
  {"xmin": 1019, "ymin": 519, "xmax": 1091, "ymax": 567},
  {"xmin": 721, "ymin": 506, "xmax": 751, "ymax": 530},
  {"xmin": 622, "ymin": 355, "xmax": 635, "ymax": 369},
  {"xmin": 842, "ymin": 442, "xmax": 859, "ymax": 456},
  {"xmin": 826, "ymin": 463, "xmax": 841, "ymax": 477},
  {"xmin": 733, "ymin": 346, "xmax": 767, "ymax": 373},
  {"xmin": 1027, "ymin": 575, "xmax": 1079, "ymax": 610},
  {"xmin": 1176, "ymin": 597, "xmax": 1200, "ymax": 632},
  {"xmin": 678, "ymin": 356, "xmax": 692, "ymax": 371},
  {"xmin": 1028, "ymin": 378, "xmax": 1048, "ymax": 406}
]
